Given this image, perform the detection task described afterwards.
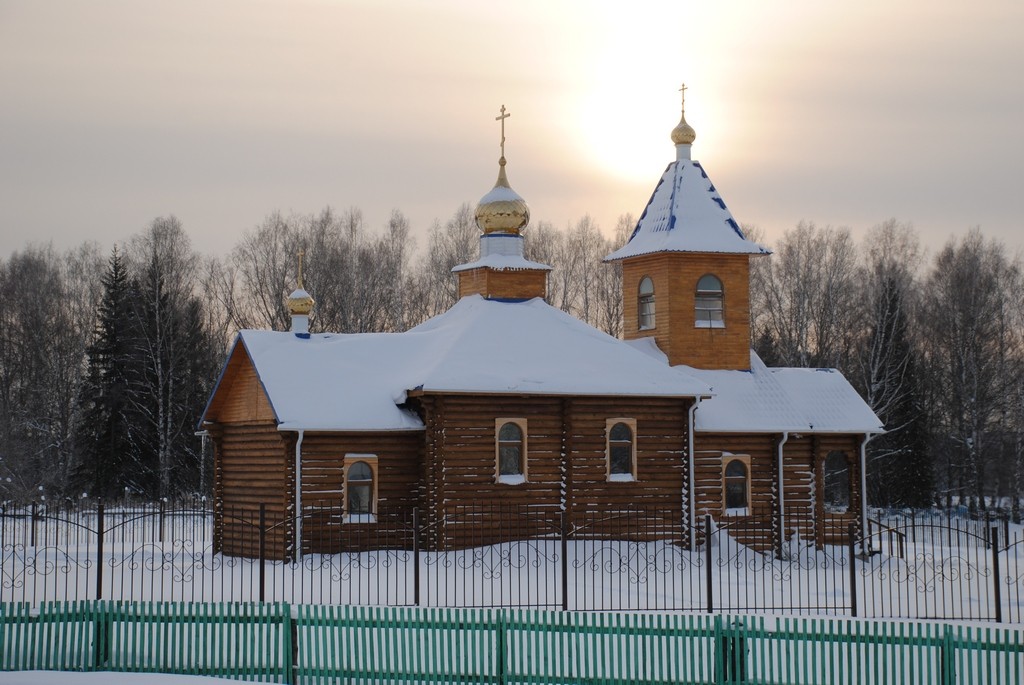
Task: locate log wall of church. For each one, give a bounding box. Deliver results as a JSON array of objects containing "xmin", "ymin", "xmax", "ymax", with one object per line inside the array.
[
  {"xmin": 813, "ymin": 434, "xmax": 862, "ymax": 544},
  {"xmin": 692, "ymin": 433, "xmax": 775, "ymax": 516},
  {"xmin": 296, "ymin": 431, "xmax": 424, "ymax": 553},
  {"xmin": 206, "ymin": 347, "xmax": 276, "ymax": 424},
  {"xmin": 212, "ymin": 421, "xmax": 291, "ymax": 559},
  {"xmin": 417, "ymin": 393, "xmax": 691, "ymax": 548},
  {"xmin": 693, "ymin": 432, "xmax": 864, "ymax": 547}
]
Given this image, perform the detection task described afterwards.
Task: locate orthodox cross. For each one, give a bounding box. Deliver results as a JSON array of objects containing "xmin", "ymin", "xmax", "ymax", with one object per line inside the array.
[
  {"xmin": 495, "ymin": 105, "xmax": 510, "ymax": 157},
  {"xmin": 679, "ymin": 83, "xmax": 688, "ymax": 109},
  {"xmin": 297, "ymin": 248, "xmax": 306, "ymax": 289}
]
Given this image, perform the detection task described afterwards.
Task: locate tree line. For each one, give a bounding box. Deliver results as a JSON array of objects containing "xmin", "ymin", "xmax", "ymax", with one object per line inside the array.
[{"xmin": 0, "ymin": 208, "xmax": 1021, "ymax": 517}]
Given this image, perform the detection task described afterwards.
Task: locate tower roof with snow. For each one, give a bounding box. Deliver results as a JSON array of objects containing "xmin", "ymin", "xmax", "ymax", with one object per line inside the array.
[{"xmin": 605, "ymin": 86, "xmax": 770, "ymax": 261}]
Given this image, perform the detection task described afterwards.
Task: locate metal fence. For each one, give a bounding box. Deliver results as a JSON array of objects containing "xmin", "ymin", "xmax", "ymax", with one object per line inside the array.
[{"xmin": 2, "ymin": 500, "xmax": 1022, "ymax": 622}]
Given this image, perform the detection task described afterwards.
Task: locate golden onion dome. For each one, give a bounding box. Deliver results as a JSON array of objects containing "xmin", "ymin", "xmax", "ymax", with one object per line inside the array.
[
  {"xmin": 286, "ymin": 287, "xmax": 314, "ymax": 316},
  {"xmin": 286, "ymin": 248, "xmax": 314, "ymax": 316},
  {"xmin": 671, "ymin": 83, "xmax": 697, "ymax": 145},
  {"xmin": 474, "ymin": 156, "xmax": 530, "ymax": 234}
]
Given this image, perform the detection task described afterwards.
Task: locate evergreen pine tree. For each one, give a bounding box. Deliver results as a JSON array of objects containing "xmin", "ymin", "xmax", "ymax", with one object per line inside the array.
[{"xmin": 72, "ymin": 247, "xmax": 140, "ymax": 497}]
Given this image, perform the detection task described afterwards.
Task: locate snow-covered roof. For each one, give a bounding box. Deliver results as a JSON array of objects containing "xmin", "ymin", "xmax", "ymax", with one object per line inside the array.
[
  {"xmin": 451, "ymin": 253, "xmax": 551, "ymax": 273},
  {"xmin": 208, "ymin": 296, "xmax": 712, "ymax": 432},
  {"xmin": 233, "ymin": 329, "xmax": 424, "ymax": 432},
  {"xmin": 685, "ymin": 352, "xmax": 884, "ymax": 434},
  {"xmin": 604, "ymin": 160, "xmax": 770, "ymax": 261}
]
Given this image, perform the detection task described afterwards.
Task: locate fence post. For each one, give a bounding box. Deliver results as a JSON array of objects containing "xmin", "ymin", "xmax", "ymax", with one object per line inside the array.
[
  {"xmin": 258, "ymin": 503, "xmax": 267, "ymax": 603},
  {"xmin": 496, "ymin": 611, "xmax": 506, "ymax": 685},
  {"xmin": 287, "ymin": 604, "xmax": 298, "ymax": 685},
  {"xmin": 720, "ymin": 618, "xmax": 747, "ymax": 684},
  {"xmin": 92, "ymin": 602, "xmax": 112, "ymax": 669},
  {"xmin": 30, "ymin": 502, "xmax": 37, "ymax": 548},
  {"xmin": 713, "ymin": 614, "xmax": 725, "ymax": 683},
  {"xmin": 940, "ymin": 624, "xmax": 955, "ymax": 685},
  {"xmin": 705, "ymin": 514, "xmax": 713, "ymax": 614},
  {"xmin": 158, "ymin": 499, "xmax": 165, "ymax": 543},
  {"xmin": 560, "ymin": 511, "xmax": 569, "ymax": 611},
  {"xmin": 991, "ymin": 525, "xmax": 1002, "ymax": 623},
  {"xmin": 412, "ymin": 508, "xmax": 421, "ymax": 607},
  {"xmin": 848, "ymin": 523, "xmax": 857, "ymax": 618},
  {"xmin": 96, "ymin": 501, "xmax": 105, "ymax": 601}
]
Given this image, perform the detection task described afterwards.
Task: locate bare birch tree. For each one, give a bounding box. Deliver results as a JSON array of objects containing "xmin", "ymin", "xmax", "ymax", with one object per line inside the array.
[
  {"xmin": 751, "ymin": 222, "xmax": 858, "ymax": 368},
  {"xmin": 921, "ymin": 229, "xmax": 1022, "ymax": 511}
]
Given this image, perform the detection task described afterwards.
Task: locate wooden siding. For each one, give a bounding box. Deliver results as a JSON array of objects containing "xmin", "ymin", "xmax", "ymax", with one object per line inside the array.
[
  {"xmin": 212, "ymin": 422, "xmax": 291, "ymax": 559},
  {"xmin": 416, "ymin": 394, "xmax": 692, "ymax": 548},
  {"xmin": 694, "ymin": 432, "xmax": 865, "ymax": 548},
  {"xmin": 457, "ymin": 267, "xmax": 547, "ymax": 301},
  {"xmin": 204, "ymin": 343, "xmax": 277, "ymax": 424},
  {"xmin": 693, "ymin": 433, "xmax": 775, "ymax": 517},
  {"xmin": 813, "ymin": 434, "xmax": 863, "ymax": 545},
  {"xmin": 622, "ymin": 253, "xmax": 753, "ymax": 370},
  {"xmin": 297, "ymin": 431, "xmax": 424, "ymax": 553}
]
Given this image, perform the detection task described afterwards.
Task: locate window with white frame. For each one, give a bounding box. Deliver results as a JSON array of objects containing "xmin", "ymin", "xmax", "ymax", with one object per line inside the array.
[
  {"xmin": 723, "ymin": 455, "xmax": 750, "ymax": 514},
  {"xmin": 495, "ymin": 419, "xmax": 527, "ymax": 484},
  {"xmin": 606, "ymin": 419, "xmax": 637, "ymax": 481},
  {"xmin": 638, "ymin": 276, "xmax": 656, "ymax": 330},
  {"xmin": 344, "ymin": 454, "xmax": 377, "ymax": 522},
  {"xmin": 695, "ymin": 274, "xmax": 724, "ymax": 328}
]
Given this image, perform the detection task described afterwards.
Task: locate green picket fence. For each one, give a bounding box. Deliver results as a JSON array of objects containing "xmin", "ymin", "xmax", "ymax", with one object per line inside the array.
[
  {"xmin": 0, "ymin": 601, "xmax": 290, "ymax": 681},
  {"xmin": 2, "ymin": 601, "xmax": 1023, "ymax": 684}
]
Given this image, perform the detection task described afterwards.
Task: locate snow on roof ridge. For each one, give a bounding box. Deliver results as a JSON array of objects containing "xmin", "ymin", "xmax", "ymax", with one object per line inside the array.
[{"xmin": 450, "ymin": 253, "xmax": 552, "ymax": 273}]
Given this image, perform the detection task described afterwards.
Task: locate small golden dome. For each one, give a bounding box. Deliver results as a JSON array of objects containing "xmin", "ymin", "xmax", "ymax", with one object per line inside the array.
[
  {"xmin": 287, "ymin": 288, "xmax": 314, "ymax": 316},
  {"xmin": 286, "ymin": 248, "xmax": 314, "ymax": 316},
  {"xmin": 474, "ymin": 156, "xmax": 530, "ymax": 234},
  {"xmin": 671, "ymin": 83, "xmax": 696, "ymax": 145}
]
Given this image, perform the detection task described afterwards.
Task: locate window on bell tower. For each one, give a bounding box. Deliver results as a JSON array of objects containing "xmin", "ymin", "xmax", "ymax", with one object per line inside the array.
[
  {"xmin": 638, "ymin": 276, "xmax": 656, "ymax": 330},
  {"xmin": 695, "ymin": 274, "xmax": 724, "ymax": 328}
]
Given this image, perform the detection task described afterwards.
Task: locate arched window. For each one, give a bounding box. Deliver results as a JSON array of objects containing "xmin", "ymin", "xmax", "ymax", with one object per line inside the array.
[
  {"xmin": 346, "ymin": 460, "xmax": 374, "ymax": 516},
  {"xmin": 496, "ymin": 419, "xmax": 527, "ymax": 482},
  {"xmin": 638, "ymin": 276, "xmax": 656, "ymax": 329},
  {"xmin": 724, "ymin": 458, "xmax": 749, "ymax": 511},
  {"xmin": 607, "ymin": 420, "xmax": 636, "ymax": 480},
  {"xmin": 695, "ymin": 274, "xmax": 724, "ymax": 327},
  {"xmin": 823, "ymin": 451, "xmax": 850, "ymax": 512}
]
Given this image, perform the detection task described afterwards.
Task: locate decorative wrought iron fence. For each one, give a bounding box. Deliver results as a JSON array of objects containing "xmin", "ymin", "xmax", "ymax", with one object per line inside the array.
[{"xmin": 1, "ymin": 500, "xmax": 1022, "ymax": 622}]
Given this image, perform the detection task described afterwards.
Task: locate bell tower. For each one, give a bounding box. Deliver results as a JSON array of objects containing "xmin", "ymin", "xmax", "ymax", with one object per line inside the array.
[
  {"xmin": 454, "ymin": 105, "xmax": 551, "ymax": 301},
  {"xmin": 604, "ymin": 86, "xmax": 770, "ymax": 370}
]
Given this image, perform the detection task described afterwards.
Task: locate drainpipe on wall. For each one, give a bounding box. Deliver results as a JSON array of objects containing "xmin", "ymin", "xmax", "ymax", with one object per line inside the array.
[
  {"xmin": 688, "ymin": 399, "xmax": 700, "ymax": 552},
  {"xmin": 859, "ymin": 432, "xmax": 879, "ymax": 556},
  {"xmin": 295, "ymin": 430, "xmax": 304, "ymax": 561},
  {"xmin": 776, "ymin": 431, "xmax": 790, "ymax": 556}
]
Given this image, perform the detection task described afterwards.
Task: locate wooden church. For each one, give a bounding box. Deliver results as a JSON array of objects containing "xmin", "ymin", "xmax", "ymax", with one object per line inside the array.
[{"xmin": 199, "ymin": 90, "xmax": 883, "ymax": 559}]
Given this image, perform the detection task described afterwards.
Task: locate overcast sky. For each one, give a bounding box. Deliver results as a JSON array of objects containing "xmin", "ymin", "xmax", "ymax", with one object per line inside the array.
[{"xmin": 1, "ymin": 0, "xmax": 1022, "ymax": 259}]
